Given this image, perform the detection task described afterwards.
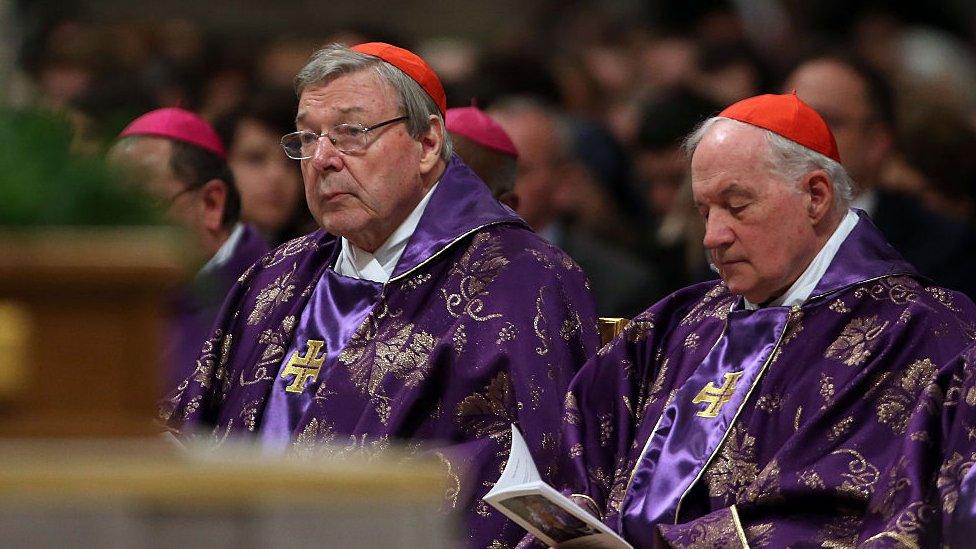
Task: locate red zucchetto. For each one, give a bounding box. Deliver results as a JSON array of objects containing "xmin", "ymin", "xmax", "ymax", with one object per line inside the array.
[
  {"xmin": 719, "ymin": 92, "xmax": 841, "ymax": 163},
  {"xmin": 352, "ymin": 42, "xmax": 447, "ymax": 114}
]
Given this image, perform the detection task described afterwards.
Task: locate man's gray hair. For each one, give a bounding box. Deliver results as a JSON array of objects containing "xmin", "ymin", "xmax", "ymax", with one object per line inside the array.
[
  {"xmin": 684, "ymin": 117, "xmax": 855, "ymax": 211},
  {"xmin": 295, "ymin": 43, "xmax": 452, "ymax": 161}
]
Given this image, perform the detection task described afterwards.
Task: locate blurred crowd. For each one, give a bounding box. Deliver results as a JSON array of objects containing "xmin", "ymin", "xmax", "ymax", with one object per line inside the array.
[{"xmin": 8, "ymin": 1, "xmax": 976, "ymax": 315}]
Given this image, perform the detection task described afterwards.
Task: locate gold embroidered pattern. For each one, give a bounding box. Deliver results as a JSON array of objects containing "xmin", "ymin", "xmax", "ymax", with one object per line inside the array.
[
  {"xmin": 247, "ymin": 263, "xmax": 297, "ymax": 325},
  {"xmin": 705, "ymin": 425, "xmax": 758, "ymax": 503},
  {"xmin": 820, "ymin": 373, "xmax": 836, "ymax": 408},
  {"xmin": 794, "ymin": 406, "xmax": 803, "ymax": 431},
  {"xmin": 496, "ymin": 322, "xmax": 516, "ymax": 344},
  {"xmin": 817, "ymin": 512, "xmax": 861, "ymax": 548},
  {"xmin": 937, "ymin": 451, "xmax": 976, "ymax": 515},
  {"xmin": 834, "ymin": 448, "xmax": 880, "ymax": 499},
  {"xmin": 756, "ymin": 393, "xmax": 783, "ymax": 412},
  {"xmin": 829, "ymin": 299, "xmax": 851, "ymax": 313},
  {"xmin": 873, "ymin": 456, "xmax": 912, "ymax": 520},
  {"xmin": 338, "ymin": 306, "xmax": 436, "ymax": 400},
  {"xmin": 564, "ymin": 392, "xmax": 581, "ymax": 425},
  {"xmin": 533, "ymin": 287, "xmax": 550, "ymax": 356},
  {"xmin": 560, "ymin": 310, "xmax": 582, "ymax": 341},
  {"xmin": 854, "ymin": 276, "xmax": 920, "ymax": 305},
  {"xmin": 625, "ymin": 313, "xmax": 656, "ymax": 343},
  {"xmin": 798, "ymin": 470, "xmax": 826, "ymax": 490},
  {"xmin": 261, "ymin": 233, "xmax": 318, "ymax": 268},
  {"xmin": 636, "ymin": 359, "xmax": 670, "ymax": 424},
  {"xmin": 598, "ymin": 412, "xmax": 614, "ymax": 447},
  {"xmin": 825, "ymin": 315, "xmax": 890, "ymax": 366},
  {"xmin": 401, "ymin": 272, "xmax": 431, "ymax": 291},
  {"xmin": 442, "ymin": 232, "xmax": 507, "ymax": 321},
  {"xmin": 863, "ymin": 501, "xmax": 935, "ymax": 548},
  {"xmin": 191, "ymin": 331, "xmax": 223, "ymax": 389},
  {"xmin": 684, "ymin": 333, "xmax": 700, "ymax": 349},
  {"xmin": 452, "ymin": 324, "xmax": 467, "ymax": 354},
  {"xmin": 877, "ymin": 358, "xmax": 938, "ymax": 435},
  {"xmin": 679, "ymin": 284, "xmax": 733, "ymax": 326},
  {"xmin": 657, "ymin": 508, "xmax": 744, "ymax": 548},
  {"xmin": 827, "ymin": 416, "xmax": 855, "ymax": 441},
  {"xmin": 925, "ymin": 286, "xmax": 960, "ymax": 311},
  {"xmin": 240, "ymin": 399, "xmax": 263, "ymax": 431},
  {"xmin": 456, "ymin": 372, "xmax": 516, "ymax": 444},
  {"xmin": 746, "ymin": 522, "xmax": 775, "ymax": 546},
  {"xmin": 741, "ymin": 459, "xmax": 782, "ymax": 505},
  {"xmin": 782, "ymin": 310, "xmax": 804, "ymax": 345},
  {"xmin": 569, "ymin": 443, "xmax": 583, "ymax": 458}
]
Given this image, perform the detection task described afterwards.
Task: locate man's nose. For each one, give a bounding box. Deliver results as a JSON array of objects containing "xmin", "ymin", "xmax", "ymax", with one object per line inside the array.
[
  {"xmin": 309, "ymin": 135, "xmax": 343, "ymax": 172},
  {"xmin": 702, "ymin": 212, "xmax": 734, "ymax": 250}
]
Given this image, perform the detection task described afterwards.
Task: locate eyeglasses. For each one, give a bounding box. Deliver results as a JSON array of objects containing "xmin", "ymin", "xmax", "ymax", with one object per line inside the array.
[{"xmin": 280, "ymin": 116, "xmax": 409, "ymax": 159}]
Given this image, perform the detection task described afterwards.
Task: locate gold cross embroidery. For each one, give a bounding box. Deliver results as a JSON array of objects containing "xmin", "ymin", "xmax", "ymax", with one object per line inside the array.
[
  {"xmin": 692, "ymin": 371, "xmax": 744, "ymax": 418},
  {"xmin": 281, "ymin": 339, "xmax": 326, "ymax": 394}
]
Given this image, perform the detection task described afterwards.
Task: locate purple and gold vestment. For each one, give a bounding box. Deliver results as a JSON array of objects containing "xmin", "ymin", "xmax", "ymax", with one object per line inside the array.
[
  {"xmin": 560, "ymin": 212, "xmax": 976, "ymax": 547},
  {"xmin": 161, "ymin": 156, "xmax": 600, "ymax": 548}
]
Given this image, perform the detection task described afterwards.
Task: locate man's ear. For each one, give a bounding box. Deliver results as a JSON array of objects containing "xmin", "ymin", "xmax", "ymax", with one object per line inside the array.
[
  {"xmin": 418, "ymin": 114, "xmax": 445, "ymax": 175},
  {"xmin": 801, "ymin": 169, "xmax": 834, "ymax": 224},
  {"xmin": 199, "ymin": 179, "xmax": 228, "ymax": 232}
]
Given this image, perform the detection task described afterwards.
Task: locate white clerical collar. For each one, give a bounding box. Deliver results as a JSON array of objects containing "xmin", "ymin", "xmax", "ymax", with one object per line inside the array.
[
  {"xmin": 334, "ymin": 182, "xmax": 439, "ymax": 283},
  {"xmin": 199, "ymin": 222, "xmax": 244, "ymax": 276},
  {"xmin": 744, "ymin": 209, "xmax": 859, "ymax": 310}
]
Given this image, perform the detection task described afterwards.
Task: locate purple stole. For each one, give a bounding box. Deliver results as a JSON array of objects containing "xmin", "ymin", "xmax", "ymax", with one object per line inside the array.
[
  {"xmin": 258, "ymin": 268, "xmax": 382, "ymax": 451},
  {"xmin": 621, "ymin": 304, "xmax": 793, "ymax": 537}
]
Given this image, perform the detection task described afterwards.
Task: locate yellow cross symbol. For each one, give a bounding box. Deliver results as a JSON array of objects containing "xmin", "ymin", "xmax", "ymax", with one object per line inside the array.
[
  {"xmin": 281, "ymin": 339, "xmax": 326, "ymax": 394},
  {"xmin": 692, "ymin": 371, "xmax": 744, "ymax": 418}
]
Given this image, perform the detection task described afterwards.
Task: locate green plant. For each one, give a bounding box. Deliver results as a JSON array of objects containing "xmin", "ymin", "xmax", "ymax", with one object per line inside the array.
[{"xmin": 0, "ymin": 109, "xmax": 162, "ymax": 227}]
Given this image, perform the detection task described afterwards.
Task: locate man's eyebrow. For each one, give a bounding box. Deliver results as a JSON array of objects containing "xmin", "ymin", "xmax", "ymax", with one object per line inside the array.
[
  {"xmin": 295, "ymin": 106, "xmax": 367, "ymax": 127},
  {"xmin": 719, "ymin": 184, "xmax": 754, "ymax": 199}
]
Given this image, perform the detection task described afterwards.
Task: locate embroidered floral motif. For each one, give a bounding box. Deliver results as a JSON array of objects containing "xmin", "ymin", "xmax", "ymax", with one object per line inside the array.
[
  {"xmin": 829, "ymin": 299, "xmax": 851, "ymax": 313},
  {"xmin": 261, "ymin": 233, "xmax": 318, "ymax": 268},
  {"xmin": 877, "ymin": 358, "xmax": 938, "ymax": 435},
  {"xmin": 756, "ymin": 394, "xmax": 783, "ymax": 412},
  {"xmin": 442, "ymin": 232, "xmax": 507, "ymax": 321},
  {"xmin": 560, "ymin": 310, "xmax": 582, "ymax": 341},
  {"xmin": 338, "ymin": 306, "xmax": 436, "ymax": 403},
  {"xmin": 925, "ymin": 286, "xmax": 960, "ymax": 311},
  {"xmin": 401, "ymin": 272, "xmax": 431, "ymax": 291},
  {"xmin": 247, "ymin": 263, "xmax": 297, "ymax": 325},
  {"xmin": 938, "ymin": 451, "xmax": 976, "ymax": 515},
  {"xmin": 564, "ymin": 392, "xmax": 581, "ymax": 425},
  {"xmin": 820, "ymin": 373, "xmax": 836, "ymax": 409},
  {"xmin": 679, "ymin": 284, "xmax": 733, "ymax": 326},
  {"xmin": 452, "ymin": 324, "xmax": 467, "ymax": 354},
  {"xmin": 825, "ymin": 315, "xmax": 890, "ymax": 366},
  {"xmin": 817, "ymin": 512, "xmax": 861, "ymax": 548},
  {"xmin": 191, "ymin": 330, "xmax": 223, "ymax": 389},
  {"xmin": 598, "ymin": 413, "xmax": 614, "ymax": 447},
  {"xmin": 456, "ymin": 372, "xmax": 517, "ymax": 444},
  {"xmin": 657, "ymin": 508, "xmax": 744, "ymax": 548},
  {"xmin": 741, "ymin": 459, "xmax": 782, "ymax": 505},
  {"xmin": 684, "ymin": 333, "xmax": 700, "ymax": 349},
  {"xmin": 496, "ymin": 322, "xmax": 517, "ymax": 344},
  {"xmin": 705, "ymin": 425, "xmax": 758, "ymax": 503},
  {"xmin": 240, "ymin": 398, "xmax": 263, "ymax": 431},
  {"xmin": 798, "ymin": 470, "xmax": 826, "ymax": 490},
  {"xmin": 833, "ymin": 448, "xmax": 880, "ymax": 500},
  {"xmin": 873, "ymin": 456, "xmax": 912, "ymax": 520},
  {"xmin": 854, "ymin": 276, "xmax": 921, "ymax": 305}
]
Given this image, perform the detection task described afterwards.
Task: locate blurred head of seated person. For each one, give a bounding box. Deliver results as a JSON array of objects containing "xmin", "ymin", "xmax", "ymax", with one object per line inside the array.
[
  {"xmin": 215, "ymin": 92, "xmax": 313, "ymax": 245},
  {"xmin": 785, "ymin": 55, "xmax": 976, "ymax": 299},
  {"xmin": 109, "ymin": 108, "xmax": 271, "ymax": 387},
  {"xmin": 550, "ymin": 93, "xmax": 976, "ymax": 548},
  {"xmin": 158, "ymin": 43, "xmax": 599, "ymax": 548},
  {"xmin": 446, "ymin": 105, "xmax": 519, "ymax": 209}
]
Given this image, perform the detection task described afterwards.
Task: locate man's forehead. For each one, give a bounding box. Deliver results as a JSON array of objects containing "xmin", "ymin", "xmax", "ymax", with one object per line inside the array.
[{"xmin": 295, "ymin": 71, "xmax": 396, "ymax": 125}]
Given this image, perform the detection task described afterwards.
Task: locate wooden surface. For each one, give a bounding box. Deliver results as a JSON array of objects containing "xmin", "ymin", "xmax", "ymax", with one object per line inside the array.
[{"xmin": 0, "ymin": 228, "xmax": 186, "ymax": 437}]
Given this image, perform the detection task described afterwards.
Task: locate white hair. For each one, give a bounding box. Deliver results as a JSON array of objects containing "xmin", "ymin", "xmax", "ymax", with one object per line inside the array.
[
  {"xmin": 295, "ymin": 43, "xmax": 452, "ymax": 161},
  {"xmin": 683, "ymin": 117, "xmax": 855, "ymax": 211}
]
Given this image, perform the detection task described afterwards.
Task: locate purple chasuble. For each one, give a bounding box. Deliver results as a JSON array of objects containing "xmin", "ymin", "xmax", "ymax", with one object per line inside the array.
[
  {"xmin": 558, "ymin": 211, "xmax": 976, "ymax": 548},
  {"xmin": 161, "ymin": 155, "xmax": 601, "ymax": 548},
  {"xmin": 167, "ymin": 223, "xmax": 270, "ymax": 389}
]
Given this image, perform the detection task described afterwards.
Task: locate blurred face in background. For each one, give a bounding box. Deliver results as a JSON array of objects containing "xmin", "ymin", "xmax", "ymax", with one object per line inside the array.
[
  {"xmin": 784, "ymin": 60, "xmax": 890, "ymax": 188},
  {"xmin": 491, "ymin": 109, "xmax": 563, "ymax": 230},
  {"xmin": 228, "ymin": 118, "xmax": 303, "ymax": 237}
]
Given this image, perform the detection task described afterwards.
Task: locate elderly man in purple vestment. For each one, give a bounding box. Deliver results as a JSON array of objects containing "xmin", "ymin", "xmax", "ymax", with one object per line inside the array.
[
  {"xmin": 110, "ymin": 108, "xmax": 271, "ymax": 389},
  {"xmin": 159, "ymin": 42, "xmax": 600, "ymax": 548},
  {"xmin": 548, "ymin": 93, "xmax": 976, "ymax": 548}
]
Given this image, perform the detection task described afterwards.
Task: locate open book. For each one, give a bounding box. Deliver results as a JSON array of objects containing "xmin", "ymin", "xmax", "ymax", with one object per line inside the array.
[{"xmin": 483, "ymin": 425, "xmax": 632, "ymax": 548}]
